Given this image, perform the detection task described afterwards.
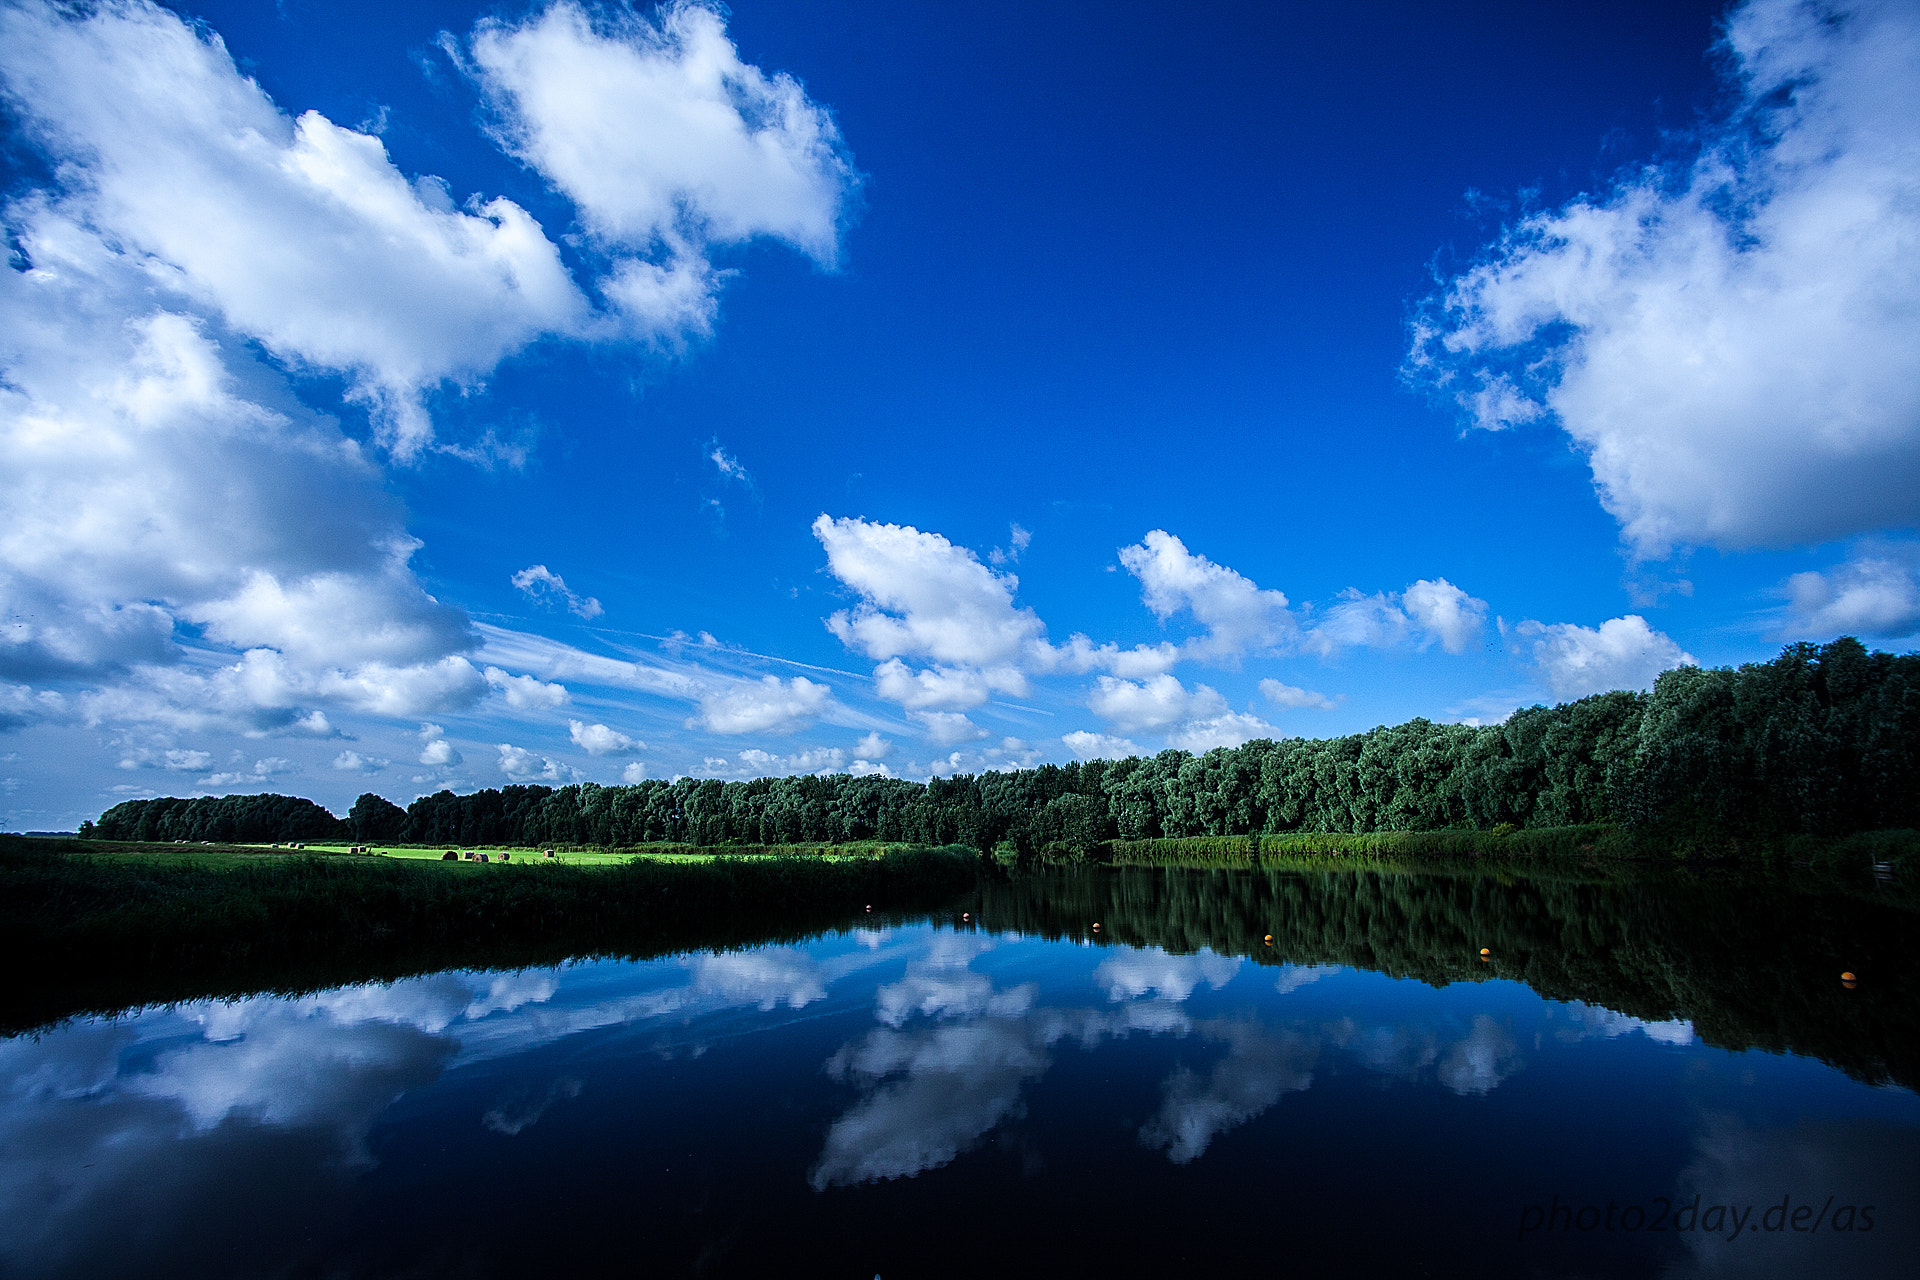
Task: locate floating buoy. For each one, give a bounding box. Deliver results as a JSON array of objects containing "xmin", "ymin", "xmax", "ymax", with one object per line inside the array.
[
  {"xmin": 1842, "ymin": 971, "xmax": 1857, "ymax": 983},
  {"xmin": 1479, "ymin": 948, "xmax": 1491, "ymax": 956},
  {"xmin": 865, "ymin": 904, "xmax": 871, "ymax": 912},
  {"xmin": 962, "ymin": 913, "xmax": 970, "ymax": 921},
  {"xmin": 1264, "ymin": 934, "xmax": 1273, "ymax": 945}
]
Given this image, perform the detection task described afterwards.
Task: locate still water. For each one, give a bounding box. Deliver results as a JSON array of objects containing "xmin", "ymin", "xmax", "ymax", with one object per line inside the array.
[{"xmin": 3, "ymin": 866, "xmax": 1916, "ymax": 1278}]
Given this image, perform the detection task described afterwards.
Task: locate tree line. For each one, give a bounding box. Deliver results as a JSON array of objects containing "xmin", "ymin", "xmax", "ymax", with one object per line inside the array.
[{"xmin": 90, "ymin": 637, "xmax": 1919, "ymax": 850}]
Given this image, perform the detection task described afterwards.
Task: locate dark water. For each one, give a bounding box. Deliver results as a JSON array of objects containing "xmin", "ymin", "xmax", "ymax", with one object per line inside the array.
[{"xmin": 3, "ymin": 866, "xmax": 1916, "ymax": 1278}]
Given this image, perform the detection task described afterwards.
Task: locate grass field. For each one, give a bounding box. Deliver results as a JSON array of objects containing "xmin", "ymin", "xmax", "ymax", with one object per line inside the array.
[{"xmin": 236, "ymin": 841, "xmax": 929, "ymax": 865}]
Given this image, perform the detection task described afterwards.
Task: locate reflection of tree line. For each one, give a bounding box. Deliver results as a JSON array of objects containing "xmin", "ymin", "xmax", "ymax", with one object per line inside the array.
[
  {"xmin": 89, "ymin": 638, "xmax": 1920, "ymax": 853},
  {"xmin": 972, "ymin": 866, "xmax": 1920, "ymax": 1090}
]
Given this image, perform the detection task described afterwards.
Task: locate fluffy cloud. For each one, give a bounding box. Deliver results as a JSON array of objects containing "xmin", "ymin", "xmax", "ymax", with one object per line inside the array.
[
  {"xmin": 484, "ymin": 666, "xmax": 569, "ymax": 710},
  {"xmin": 815, "ymin": 516, "xmax": 1048, "ymax": 668},
  {"xmin": 1520, "ymin": 614, "xmax": 1695, "ymax": 701},
  {"xmin": 1118, "ymin": 532, "xmax": 1485, "ymax": 660},
  {"xmin": 1164, "ymin": 711, "xmax": 1274, "ymax": 753},
  {"xmin": 732, "ymin": 746, "xmax": 846, "ymax": 776},
  {"xmin": 1119, "ymin": 530, "xmax": 1294, "ymax": 660},
  {"xmin": 199, "ymin": 756, "xmax": 298, "ymax": 789},
  {"xmin": 0, "ymin": 684, "xmax": 67, "ymax": 731},
  {"xmin": 510, "ymin": 566, "xmax": 602, "ymax": 620},
  {"xmin": 692, "ymin": 675, "xmax": 832, "ymax": 735},
  {"xmin": 468, "ymin": 0, "xmax": 857, "ymax": 337},
  {"xmin": 417, "ymin": 724, "xmax": 462, "ymax": 768},
  {"xmin": 1781, "ymin": 545, "xmax": 1920, "ymax": 640},
  {"xmin": 1061, "ymin": 730, "xmax": 1141, "ymax": 761},
  {"xmin": 0, "ymin": 0, "xmax": 857, "ymax": 776},
  {"xmin": 911, "ymin": 711, "xmax": 988, "ymax": 747},
  {"xmin": 0, "ymin": 0, "xmax": 587, "ymax": 458},
  {"xmin": 920, "ymin": 738, "xmax": 1043, "ymax": 778},
  {"xmin": 496, "ymin": 742, "xmax": 578, "ymax": 783},
  {"xmin": 1304, "ymin": 579, "xmax": 1488, "ymax": 656},
  {"xmin": 1413, "ymin": 0, "xmax": 1920, "ymax": 556},
  {"xmin": 1087, "ymin": 674, "xmax": 1224, "ymax": 734},
  {"xmin": 116, "ymin": 746, "xmax": 213, "ymax": 772},
  {"xmin": 331, "ymin": 750, "xmax": 387, "ymax": 773},
  {"xmin": 567, "ymin": 720, "xmax": 641, "ymax": 755},
  {"xmin": 1400, "ymin": 578, "xmax": 1490, "ymax": 653},
  {"xmin": 1258, "ymin": 679, "xmax": 1337, "ymax": 710},
  {"xmin": 872, "ymin": 659, "xmax": 1008, "ymax": 712},
  {"xmin": 1085, "ymin": 675, "xmax": 1273, "ymax": 754},
  {"xmin": 0, "ymin": 285, "xmax": 484, "ymax": 729},
  {"xmin": 69, "ymin": 648, "xmax": 482, "ymax": 738}
]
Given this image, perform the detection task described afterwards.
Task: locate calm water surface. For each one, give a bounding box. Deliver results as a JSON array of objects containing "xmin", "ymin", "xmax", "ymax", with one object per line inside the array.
[{"xmin": 4, "ymin": 867, "xmax": 1916, "ymax": 1278}]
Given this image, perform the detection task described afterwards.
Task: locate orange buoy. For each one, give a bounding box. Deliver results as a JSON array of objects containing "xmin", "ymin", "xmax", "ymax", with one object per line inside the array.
[
  {"xmin": 1479, "ymin": 948, "xmax": 1491, "ymax": 956},
  {"xmin": 1841, "ymin": 971, "xmax": 1857, "ymax": 982},
  {"xmin": 1263, "ymin": 934, "xmax": 1273, "ymax": 944}
]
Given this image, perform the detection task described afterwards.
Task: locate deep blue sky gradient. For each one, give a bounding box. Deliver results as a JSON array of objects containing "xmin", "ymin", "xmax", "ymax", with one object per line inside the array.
[{"xmin": 8, "ymin": 0, "xmax": 1907, "ymax": 822}]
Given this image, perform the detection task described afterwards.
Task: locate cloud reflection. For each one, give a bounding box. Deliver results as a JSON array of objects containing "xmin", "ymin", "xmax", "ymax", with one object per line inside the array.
[
  {"xmin": 1094, "ymin": 946, "xmax": 1238, "ymax": 1002},
  {"xmin": 1141, "ymin": 1020, "xmax": 1318, "ymax": 1163}
]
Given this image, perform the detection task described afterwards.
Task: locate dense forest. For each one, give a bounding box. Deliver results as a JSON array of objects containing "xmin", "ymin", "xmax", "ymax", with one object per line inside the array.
[{"xmin": 91, "ymin": 637, "xmax": 1919, "ymax": 851}]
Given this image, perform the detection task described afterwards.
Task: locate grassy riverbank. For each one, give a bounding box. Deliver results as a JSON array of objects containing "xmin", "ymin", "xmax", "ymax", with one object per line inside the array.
[
  {"xmin": 0, "ymin": 835, "xmax": 980, "ymax": 1034},
  {"xmin": 1075, "ymin": 824, "xmax": 1920, "ymax": 872}
]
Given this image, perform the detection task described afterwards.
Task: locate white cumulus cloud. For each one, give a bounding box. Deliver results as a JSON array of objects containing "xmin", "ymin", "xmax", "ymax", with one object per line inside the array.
[
  {"xmin": 0, "ymin": 0, "xmax": 587, "ymax": 458},
  {"xmin": 496, "ymin": 743, "xmax": 578, "ymax": 783},
  {"xmin": 331, "ymin": 750, "xmax": 387, "ymax": 773},
  {"xmin": 815, "ymin": 515, "xmax": 1048, "ymax": 668},
  {"xmin": 1087, "ymin": 674, "xmax": 1227, "ymax": 734},
  {"xmin": 1119, "ymin": 530, "xmax": 1295, "ymax": 660},
  {"xmin": 692, "ymin": 675, "xmax": 832, "ymax": 735},
  {"xmin": 1062, "ymin": 730, "xmax": 1141, "ymax": 761},
  {"xmin": 484, "ymin": 666, "xmax": 569, "ymax": 710},
  {"xmin": 1413, "ymin": 0, "xmax": 1920, "ymax": 556},
  {"xmin": 1258, "ymin": 679, "xmax": 1338, "ymax": 710},
  {"xmin": 468, "ymin": 0, "xmax": 857, "ymax": 338},
  {"xmin": 734, "ymin": 746, "xmax": 847, "ymax": 776},
  {"xmin": 1520, "ymin": 615, "xmax": 1696, "ymax": 701},
  {"xmin": 1780, "ymin": 545, "xmax": 1920, "ymax": 640},
  {"xmin": 912, "ymin": 711, "xmax": 989, "ymax": 747},
  {"xmin": 568, "ymin": 720, "xmax": 641, "ymax": 755},
  {"xmin": 1165, "ymin": 712, "xmax": 1274, "ymax": 753}
]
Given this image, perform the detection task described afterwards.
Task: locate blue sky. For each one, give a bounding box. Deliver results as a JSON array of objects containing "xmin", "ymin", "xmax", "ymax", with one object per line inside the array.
[{"xmin": 3, "ymin": 0, "xmax": 1917, "ymax": 827}]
